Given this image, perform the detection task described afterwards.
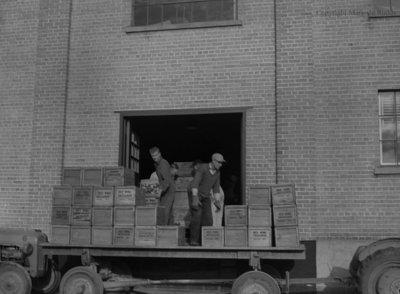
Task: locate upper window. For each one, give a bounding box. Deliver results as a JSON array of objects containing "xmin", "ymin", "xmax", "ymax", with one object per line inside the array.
[
  {"xmin": 372, "ymin": 0, "xmax": 400, "ymax": 16},
  {"xmin": 132, "ymin": 0, "xmax": 235, "ymax": 27},
  {"xmin": 379, "ymin": 90, "xmax": 400, "ymax": 165}
]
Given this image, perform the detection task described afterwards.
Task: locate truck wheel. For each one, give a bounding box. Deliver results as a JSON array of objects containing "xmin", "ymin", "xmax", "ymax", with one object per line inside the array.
[
  {"xmin": 32, "ymin": 262, "xmax": 61, "ymax": 294},
  {"xmin": 349, "ymin": 245, "xmax": 365, "ymax": 278},
  {"xmin": 59, "ymin": 266, "xmax": 104, "ymax": 294},
  {"xmin": 357, "ymin": 247, "xmax": 400, "ymax": 294},
  {"xmin": 0, "ymin": 262, "xmax": 32, "ymax": 294},
  {"xmin": 231, "ymin": 271, "xmax": 281, "ymax": 294}
]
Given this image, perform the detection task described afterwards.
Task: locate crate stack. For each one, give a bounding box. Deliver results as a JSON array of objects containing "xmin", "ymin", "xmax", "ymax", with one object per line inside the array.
[
  {"xmin": 271, "ymin": 184, "xmax": 300, "ymax": 247},
  {"xmin": 172, "ymin": 162, "xmax": 194, "ymax": 228}
]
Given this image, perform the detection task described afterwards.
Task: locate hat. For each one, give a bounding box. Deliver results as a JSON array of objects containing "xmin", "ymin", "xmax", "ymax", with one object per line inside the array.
[{"xmin": 212, "ymin": 153, "xmax": 226, "ymax": 163}]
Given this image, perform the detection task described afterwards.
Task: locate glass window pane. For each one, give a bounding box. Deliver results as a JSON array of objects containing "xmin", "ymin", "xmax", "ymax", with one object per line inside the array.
[
  {"xmin": 134, "ymin": 5, "xmax": 148, "ymax": 26},
  {"xmin": 222, "ymin": 0, "xmax": 234, "ymax": 20},
  {"xmin": 148, "ymin": 4, "xmax": 162, "ymax": 25},
  {"xmin": 207, "ymin": 0, "xmax": 223, "ymax": 21},
  {"xmin": 163, "ymin": 4, "xmax": 177, "ymax": 24},
  {"xmin": 391, "ymin": 0, "xmax": 400, "ymax": 11},
  {"xmin": 379, "ymin": 91, "xmax": 395, "ymax": 116},
  {"xmin": 177, "ymin": 3, "xmax": 191, "ymax": 23},
  {"xmin": 381, "ymin": 118, "xmax": 396, "ymax": 140},
  {"xmin": 192, "ymin": 2, "xmax": 208, "ymax": 22},
  {"xmin": 381, "ymin": 140, "xmax": 396, "ymax": 164}
]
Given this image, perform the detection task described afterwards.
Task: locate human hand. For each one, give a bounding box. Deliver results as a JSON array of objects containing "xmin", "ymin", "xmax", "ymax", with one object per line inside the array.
[{"xmin": 191, "ymin": 195, "xmax": 202, "ymax": 210}]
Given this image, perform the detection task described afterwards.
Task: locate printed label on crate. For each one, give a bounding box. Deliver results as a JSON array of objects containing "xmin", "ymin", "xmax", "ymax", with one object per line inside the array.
[
  {"xmin": 248, "ymin": 206, "xmax": 272, "ymax": 227},
  {"xmin": 52, "ymin": 207, "xmax": 71, "ymax": 225},
  {"xmin": 224, "ymin": 227, "xmax": 247, "ymax": 247},
  {"xmin": 82, "ymin": 168, "xmax": 103, "ymax": 186},
  {"xmin": 248, "ymin": 186, "xmax": 271, "ymax": 206},
  {"xmin": 114, "ymin": 227, "xmax": 135, "ymax": 246},
  {"xmin": 224, "ymin": 205, "xmax": 248, "ymax": 226},
  {"xmin": 271, "ymin": 184, "xmax": 296, "ymax": 205},
  {"xmin": 135, "ymin": 226, "xmax": 156, "ymax": 247},
  {"xmin": 248, "ymin": 227, "xmax": 272, "ymax": 248},
  {"xmin": 202, "ymin": 227, "xmax": 224, "ymax": 247},
  {"xmin": 92, "ymin": 207, "xmax": 113, "ymax": 226},
  {"xmin": 73, "ymin": 187, "xmax": 92, "ymax": 206},
  {"xmin": 140, "ymin": 180, "xmax": 161, "ymax": 197},
  {"xmin": 93, "ymin": 187, "xmax": 114, "ymax": 206},
  {"xmin": 273, "ymin": 205, "xmax": 298, "ymax": 227},
  {"xmin": 115, "ymin": 186, "xmax": 138, "ymax": 206},
  {"xmin": 53, "ymin": 186, "xmax": 73, "ymax": 206},
  {"xmin": 71, "ymin": 207, "xmax": 92, "ymax": 226}
]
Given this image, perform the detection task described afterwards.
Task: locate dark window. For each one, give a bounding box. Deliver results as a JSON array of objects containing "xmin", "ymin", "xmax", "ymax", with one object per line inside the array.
[
  {"xmin": 132, "ymin": 0, "xmax": 235, "ymax": 26},
  {"xmin": 379, "ymin": 90, "xmax": 400, "ymax": 165}
]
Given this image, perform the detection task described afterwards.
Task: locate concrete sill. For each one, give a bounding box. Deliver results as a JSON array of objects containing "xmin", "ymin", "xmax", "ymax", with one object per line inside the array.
[
  {"xmin": 374, "ymin": 165, "xmax": 400, "ymax": 175},
  {"xmin": 124, "ymin": 20, "xmax": 242, "ymax": 33}
]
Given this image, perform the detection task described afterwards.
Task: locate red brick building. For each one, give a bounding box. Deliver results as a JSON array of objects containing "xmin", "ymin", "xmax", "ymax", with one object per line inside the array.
[{"xmin": 1, "ymin": 0, "xmax": 399, "ymax": 277}]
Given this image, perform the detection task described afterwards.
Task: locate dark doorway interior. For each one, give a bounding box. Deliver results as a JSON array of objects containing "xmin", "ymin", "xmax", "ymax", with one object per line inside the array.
[{"xmin": 122, "ymin": 111, "xmax": 243, "ymax": 204}]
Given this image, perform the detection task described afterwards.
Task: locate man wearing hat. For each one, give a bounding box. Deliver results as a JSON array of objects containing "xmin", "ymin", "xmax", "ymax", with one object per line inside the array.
[{"xmin": 189, "ymin": 153, "xmax": 225, "ymax": 245}]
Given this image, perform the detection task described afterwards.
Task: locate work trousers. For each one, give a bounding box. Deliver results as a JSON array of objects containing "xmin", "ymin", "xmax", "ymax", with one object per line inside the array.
[
  {"xmin": 159, "ymin": 191, "xmax": 175, "ymax": 225},
  {"xmin": 189, "ymin": 193, "xmax": 213, "ymax": 244}
]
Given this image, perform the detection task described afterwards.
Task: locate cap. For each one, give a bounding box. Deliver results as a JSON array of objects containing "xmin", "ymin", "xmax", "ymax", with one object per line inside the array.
[{"xmin": 212, "ymin": 153, "xmax": 226, "ymax": 163}]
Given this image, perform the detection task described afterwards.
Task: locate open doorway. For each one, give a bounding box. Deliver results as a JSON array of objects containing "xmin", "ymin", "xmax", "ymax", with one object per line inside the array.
[{"xmin": 119, "ymin": 109, "xmax": 245, "ymax": 205}]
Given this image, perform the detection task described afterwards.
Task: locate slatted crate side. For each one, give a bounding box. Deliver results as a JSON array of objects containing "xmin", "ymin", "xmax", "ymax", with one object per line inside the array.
[
  {"xmin": 175, "ymin": 162, "xmax": 194, "ymax": 177},
  {"xmin": 248, "ymin": 185, "xmax": 271, "ymax": 206},
  {"xmin": 114, "ymin": 186, "xmax": 144, "ymax": 206},
  {"xmin": 103, "ymin": 167, "xmax": 136, "ymax": 187},
  {"xmin": 271, "ymin": 183, "xmax": 296, "ymax": 206},
  {"xmin": 134, "ymin": 226, "xmax": 156, "ymax": 247},
  {"xmin": 52, "ymin": 206, "xmax": 71, "ymax": 225},
  {"xmin": 82, "ymin": 167, "xmax": 103, "ymax": 186},
  {"xmin": 62, "ymin": 167, "xmax": 82, "ymax": 186},
  {"xmin": 224, "ymin": 227, "xmax": 248, "ymax": 247},
  {"xmin": 72, "ymin": 186, "xmax": 93, "ymax": 206},
  {"xmin": 202, "ymin": 227, "xmax": 224, "ymax": 248},
  {"xmin": 135, "ymin": 206, "xmax": 166, "ymax": 226},
  {"xmin": 173, "ymin": 206, "xmax": 191, "ymax": 228},
  {"xmin": 175, "ymin": 176, "xmax": 193, "ymax": 191},
  {"xmin": 248, "ymin": 227, "xmax": 272, "ymax": 248},
  {"xmin": 248, "ymin": 206, "xmax": 272, "ymax": 227},
  {"xmin": 272, "ymin": 205, "xmax": 298, "ymax": 227},
  {"xmin": 70, "ymin": 226, "xmax": 91, "ymax": 245},
  {"xmin": 156, "ymin": 226, "xmax": 186, "ymax": 247},
  {"xmin": 274, "ymin": 226, "xmax": 300, "ymax": 247},
  {"xmin": 92, "ymin": 227, "xmax": 113, "ymax": 245},
  {"xmin": 92, "ymin": 186, "xmax": 114, "ymax": 206},
  {"xmin": 224, "ymin": 205, "xmax": 248, "ymax": 227},
  {"xmin": 92, "ymin": 207, "xmax": 113, "ymax": 226},
  {"xmin": 51, "ymin": 225, "xmax": 70, "ymax": 244},
  {"xmin": 114, "ymin": 227, "xmax": 135, "ymax": 246},
  {"xmin": 52, "ymin": 186, "xmax": 73, "ymax": 206},
  {"xmin": 113, "ymin": 207, "xmax": 135, "ymax": 226},
  {"xmin": 71, "ymin": 207, "xmax": 92, "ymax": 226},
  {"xmin": 174, "ymin": 191, "xmax": 189, "ymax": 207}
]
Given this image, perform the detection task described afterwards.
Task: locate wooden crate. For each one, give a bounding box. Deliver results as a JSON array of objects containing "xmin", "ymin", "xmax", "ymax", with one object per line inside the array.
[
  {"xmin": 52, "ymin": 186, "xmax": 73, "ymax": 206},
  {"xmin": 274, "ymin": 226, "xmax": 300, "ymax": 247},
  {"xmin": 51, "ymin": 225, "xmax": 70, "ymax": 244},
  {"xmin": 173, "ymin": 207, "xmax": 191, "ymax": 228},
  {"xmin": 103, "ymin": 167, "xmax": 136, "ymax": 187},
  {"xmin": 134, "ymin": 226, "xmax": 156, "ymax": 247},
  {"xmin": 224, "ymin": 205, "xmax": 248, "ymax": 227},
  {"xmin": 70, "ymin": 226, "xmax": 91, "ymax": 245},
  {"xmin": 272, "ymin": 205, "xmax": 298, "ymax": 227},
  {"xmin": 52, "ymin": 206, "xmax": 71, "ymax": 225},
  {"xmin": 72, "ymin": 187, "xmax": 93, "ymax": 206},
  {"xmin": 248, "ymin": 227, "xmax": 272, "ymax": 248},
  {"xmin": 71, "ymin": 207, "xmax": 92, "ymax": 226},
  {"xmin": 62, "ymin": 167, "xmax": 82, "ymax": 186},
  {"xmin": 175, "ymin": 176, "xmax": 193, "ymax": 191},
  {"xmin": 140, "ymin": 179, "xmax": 161, "ymax": 197},
  {"xmin": 174, "ymin": 191, "xmax": 189, "ymax": 207},
  {"xmin": 135, "ymin": 206, "xmax": 166, "ymax": 226},
  {"xmin": 91, "ymin": 227, "xmax": 113, "ymax": 245},
  {"xmin": 175, "ymin": 162, "xmax": 194, "ymax": 177},
  {"xmin": 271, "ymin": 184, "xmax": 296, "ymax": 206},
  {"xmin": 145, "ymin": 196, "xmax": 159, "ymax": 206},
  {"xmin": 248, "ymin": 185, "xmax": 271, "ymax": 206},
  {"xmin": 202, "ymin": 227, "xmax": 224, "ymax": 248},
  {"xmin": 114, "ymin": 186, "xmax": 145, "ymax": 206},
  {"xmin": 248, "ymin": 206, "xmax": 272, "ymax": 227},
  {"xmin": 114, "ymin": 227, "xmax": 135, "ymax": 246},
  {"xmin": 157, "ymin": 226, "xmax": 186, "ymax": 247},
  {"xmin": 114, "ymin": 207, "xmax": 135, "ymax": 226},
  {"xmin": 92, "ymin": 207, "xmax": 113, "ymax": 226},
  {"xmin": 82, "ymin": 167, "xmax": 103, "ymax": 186},
  {"xmin": 224, "ymin": 227, "xmax": 247, "ymax": 247},
  {"xmin": 92, "ymin": 187, "xmax": 114, "ymax": 206}
]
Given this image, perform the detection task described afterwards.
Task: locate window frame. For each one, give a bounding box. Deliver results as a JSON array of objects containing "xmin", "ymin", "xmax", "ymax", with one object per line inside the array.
[{"xmin": 370, "ymin": 0, "xmax": 400, "ymax": 18}]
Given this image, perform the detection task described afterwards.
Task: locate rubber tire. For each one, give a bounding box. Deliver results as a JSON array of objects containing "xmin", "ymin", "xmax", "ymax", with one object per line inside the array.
[
  {"xmin": 231, "ymin": 271, "xmax": 281, "ymax": 294},
  {"xmin": 349, "ymin": 245, "xmax": 365, "ymax": 278},
  {"xmin": 59, "ymin": 266, "xmax": 104, "ymax": 294},
  {"xmin": 0, "ymin": 262, "xmax": 32, "ymax": 294},
  {"xmin": 32, "ymin": 262, "xmax": 61, "ymax": 294},
  {"xmin": 356, "ymin": 247, "xmax": 400, "ymax": 294}
]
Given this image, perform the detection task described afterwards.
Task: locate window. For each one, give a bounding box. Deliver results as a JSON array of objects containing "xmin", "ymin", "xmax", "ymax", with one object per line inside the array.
[
  {"xmin": 372, "ymin": 0, "xmax": 400, "ymax": 16},
  {"xmin": 132, "ymin": 0, "xmax": 235, "ymax": 27},
  {"xmin": 379, "ymin": 90, "xmax": 400, "ymax": 165}
]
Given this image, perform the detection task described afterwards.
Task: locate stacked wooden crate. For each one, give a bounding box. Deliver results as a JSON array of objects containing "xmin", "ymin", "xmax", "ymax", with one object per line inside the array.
[
  {"xmin": 172, "ymin": 162, "xmax": 193, "ymax": 228},
  {"xmin": 271, "ymin": 184, "xmax": 300, "ymax": 247}
]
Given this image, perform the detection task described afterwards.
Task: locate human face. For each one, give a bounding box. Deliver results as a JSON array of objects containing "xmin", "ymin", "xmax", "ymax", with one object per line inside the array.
[
  {"xmin": 150, "ymin": 150, "xmax": 161, "ymax": 163},
  {"xmin": 212, "ymin": 159, "xmax": 224, "ymax": 170}
]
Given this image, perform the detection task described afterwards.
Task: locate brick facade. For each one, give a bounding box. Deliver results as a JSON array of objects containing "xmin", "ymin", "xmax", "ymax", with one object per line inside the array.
[{"xmin": 1, "ymin": 0, "xmax": 400, "ymax": 246}]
